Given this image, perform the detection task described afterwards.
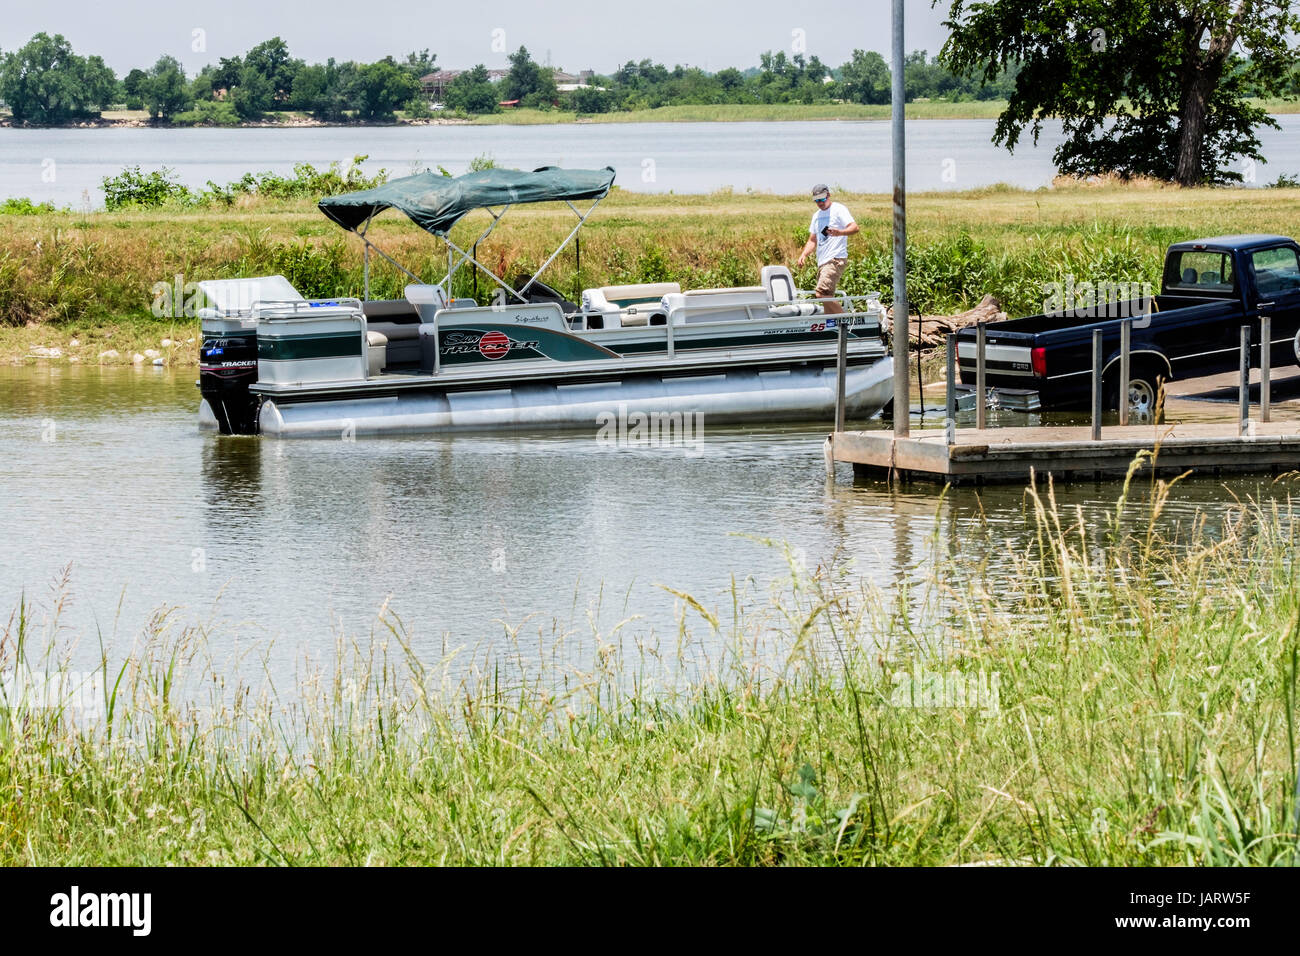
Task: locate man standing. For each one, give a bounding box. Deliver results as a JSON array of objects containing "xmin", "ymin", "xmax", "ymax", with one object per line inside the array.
[{"xmin": 796, "ymin": 184, "xmax": 859, "ymax": 315}]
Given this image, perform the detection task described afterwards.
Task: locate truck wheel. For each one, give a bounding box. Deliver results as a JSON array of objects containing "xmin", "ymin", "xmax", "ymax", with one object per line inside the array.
[{"xmin": 1109, "ymin": 367, "xmax": 1163, "ymax": 424}]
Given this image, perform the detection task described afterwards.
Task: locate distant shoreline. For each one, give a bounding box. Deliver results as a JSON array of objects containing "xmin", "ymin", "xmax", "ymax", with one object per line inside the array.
[{"xmin": 5, "ymin": 99, "xmax": 1294, "ymax": 129}]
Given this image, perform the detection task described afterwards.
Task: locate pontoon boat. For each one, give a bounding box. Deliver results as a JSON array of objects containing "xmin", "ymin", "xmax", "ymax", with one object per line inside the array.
[{"xmin": 198, "ymin": 165, "xmax": 893, "ymax": 438}]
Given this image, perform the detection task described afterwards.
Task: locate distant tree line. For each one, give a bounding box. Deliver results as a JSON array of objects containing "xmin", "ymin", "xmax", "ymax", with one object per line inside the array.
[{"xmin": 0, "ymin": 31, "xmax": 1295, "ymax": 127}]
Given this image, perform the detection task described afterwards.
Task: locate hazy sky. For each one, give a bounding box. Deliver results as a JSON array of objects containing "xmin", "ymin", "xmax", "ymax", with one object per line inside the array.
[{"xmin": 0, "ymin": 0, "xmax": 954, "ymax": 76}]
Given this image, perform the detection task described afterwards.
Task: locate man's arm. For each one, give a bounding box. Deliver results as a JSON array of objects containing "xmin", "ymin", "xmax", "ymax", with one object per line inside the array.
[
  {"xmin": 796, "ymin": 233, "xmax": 818, "ymax": 267},
  {"xmin": 828, "ymin": 221, "xmax": 860, "ymax": 238}
]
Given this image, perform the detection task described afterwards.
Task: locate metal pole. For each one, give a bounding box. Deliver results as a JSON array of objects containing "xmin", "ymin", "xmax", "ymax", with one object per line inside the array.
[
  {"xmin": 1240, "ymin": 325, "xmax": 1250, "ymax": 436},
  {"xmin": 834, "ymin": 319, "xmax": 848, "ymax": 434},
  {"xmin": 945, "ymin": 332, "xmax": 956, "ymax": 445},
  {"xmin": 1091, "ymin": 329, "xmax": 1103, "ymax": 442},
  {"xmin": 1119, "ymin": 319, "xmax": 1131, "ymax": 426},
  {"xmin": 890, "ymin": 0, "xmax": 909, "ymax": 438},
  {"xmin": 363, "ymin": 244, "xmax": 370, "ymax": 302},
  {"xmin": 975, "ymin": 322, "xmax": 987, "ymax": 431},
  {"xmin": 915, "ymin": 308, "xmax": 924, "ymax": 414},
  {"xmin": 1261, "ymin": 314, "xmax": 1271, "ymax": 424}
]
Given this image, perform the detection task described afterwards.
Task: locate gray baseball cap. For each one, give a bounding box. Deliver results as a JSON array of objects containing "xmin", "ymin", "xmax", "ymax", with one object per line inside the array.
[{"xmin": 811, "ymin": 183, "xmax": 830, "ymax": 199}]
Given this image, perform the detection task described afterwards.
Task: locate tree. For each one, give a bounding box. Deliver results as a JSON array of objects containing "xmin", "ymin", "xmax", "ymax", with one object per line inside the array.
[
  {"xmin": 231, "ymin": 64, "xmax": 274, "ymax": 119},
  {"xmin": 0, "ymin": 33, "xmax": 117, "ymax": 123},
  {"xmin": 123, "ymin": 68, "xmax": 149, "ymax": 109},
  {"xmin": 143, "ymin": 55, "xmax": 192, "ymax": 120},
  {"xmin": 941, "ymin": 0, "xmax": 1300, "ymax": 186},
  {"xmin": 403, "ymin": 49, "xmax": 437, "ymax": 78},
  {"xmin": 79, "ymin": 55, "xmax": 118, "ymax": 110},
  {"xmin": 504, "ymin": 46, "xmax": 556, "ymax": 104},
  {"xmin": 350, "ymin": 57, "xmax": 420, "ymax": 120},
  {"xmin": 291, "ymin": 59, "xmax": 357, "ymax": 120},
  {"xmin": 445, "ymin": 65, "xmax": 499, "ymax": 113},
  {"xmin": 570, "ymin": 85, "xmax": 611, "ymax": 113},
  {"xmin": 245, "ymin": 37, "xmax": 299, "ymax": 101},
  {"xmin": 211, "ymin": 56, "xmax": 243, "ymax": 95},
  {"xmin": 838, "ymin": 49, "xmax": 891, "ymax": 105}
]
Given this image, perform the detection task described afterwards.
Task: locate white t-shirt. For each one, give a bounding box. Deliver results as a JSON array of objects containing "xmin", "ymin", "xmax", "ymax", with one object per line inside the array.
[{"xmin": 809, "ymin": 201, "xmax": 854, "ymax": 265}]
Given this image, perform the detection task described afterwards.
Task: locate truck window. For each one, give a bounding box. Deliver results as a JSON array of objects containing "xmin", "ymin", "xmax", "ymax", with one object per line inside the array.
[
  {"xmin": 1165, "ymin": 250, "xmax": 1235, "ymax": 292},
  {"xmin": 1250, "ymin": 247, "xmax": 1300, "ymax": 295}
]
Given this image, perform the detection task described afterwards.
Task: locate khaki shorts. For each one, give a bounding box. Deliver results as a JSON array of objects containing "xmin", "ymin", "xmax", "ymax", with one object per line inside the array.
[{"xmin": 814, "ymin": 258, "xmax": 848, "ymax": 298}]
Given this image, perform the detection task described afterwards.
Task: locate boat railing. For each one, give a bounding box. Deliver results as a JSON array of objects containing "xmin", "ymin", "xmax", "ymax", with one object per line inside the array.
[{"xmin": 562, "ymin": 292, "xmax": 884, "ymax": 332}]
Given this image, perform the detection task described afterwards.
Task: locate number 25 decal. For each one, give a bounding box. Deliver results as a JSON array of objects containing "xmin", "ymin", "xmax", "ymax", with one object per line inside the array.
[{"xmin": 810, "ymin": 322, "xmax": 826, "ymax": 332}]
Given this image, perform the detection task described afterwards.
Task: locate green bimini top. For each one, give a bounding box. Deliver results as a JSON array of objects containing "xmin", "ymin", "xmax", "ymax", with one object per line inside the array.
[{"xmin": 318, "ymin": 165, "xmax": 617, "ymax": 236}]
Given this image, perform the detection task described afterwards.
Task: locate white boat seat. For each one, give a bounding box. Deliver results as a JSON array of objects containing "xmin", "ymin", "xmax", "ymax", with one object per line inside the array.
[
  {"xmin": 661, "ymin": 289, "xmax": 772, "ymax": 324},
  {"xmin": 683, "ymin": 286, "xmax": 764, "ymax": 296},
  {"xmin": 761, "ymin": 265, "xmax": 798, "ymax": 304},
  {"xmin": 768, "ymin": 302, "xmax": 822, "ymax": 317},
  {"xmin": 583, "ymin": 282, "xmax": 679, "ymax": 328}
]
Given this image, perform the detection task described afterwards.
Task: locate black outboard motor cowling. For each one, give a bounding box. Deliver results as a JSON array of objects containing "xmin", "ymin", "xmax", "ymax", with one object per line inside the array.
[{"xmin": 199, "ymin": 322, "xmax": 259, "ymax": 435}]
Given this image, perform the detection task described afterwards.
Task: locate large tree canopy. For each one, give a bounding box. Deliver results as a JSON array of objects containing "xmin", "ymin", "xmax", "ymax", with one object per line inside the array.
[
  {"xmin": 0, "ymin": 33, "xmax": 118, "ymax": 123},
  {"xmin": 941, "ymin": 0, "xmax": 1300, "ymax": 185}
]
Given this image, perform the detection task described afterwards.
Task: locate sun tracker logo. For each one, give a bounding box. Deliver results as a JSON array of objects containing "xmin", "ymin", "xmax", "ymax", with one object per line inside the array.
[
  {"xmin": 49, "ymin": 886, "xmax": 151, "ymax": 936},
  {"xmin": 478, "ymin": 330, "xmax": 511, "ymax": 359}
]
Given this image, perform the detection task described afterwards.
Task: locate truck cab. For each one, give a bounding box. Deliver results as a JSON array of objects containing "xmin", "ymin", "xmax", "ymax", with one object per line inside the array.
[{"xmin": 956, "ymin": 234, "xmax": 1300, "ymax": 417}]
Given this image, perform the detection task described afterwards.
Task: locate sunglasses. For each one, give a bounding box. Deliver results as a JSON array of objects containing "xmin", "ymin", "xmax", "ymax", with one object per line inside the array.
[{"xmin": 814, "ymin": 197, "xmax": 829, "ymax": 203}]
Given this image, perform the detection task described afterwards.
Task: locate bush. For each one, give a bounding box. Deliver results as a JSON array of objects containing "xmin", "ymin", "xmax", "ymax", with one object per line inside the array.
[
  {"xmin": 0, "ymin": 197, "xmax": 57, "ymax": 215},
  {"xmin": 171, "ymin": 100, "xmax": 240, "ymax": 127},
  {"xmin": 101, "ymin": 166, "xmax": 193, "ymax": 209}
]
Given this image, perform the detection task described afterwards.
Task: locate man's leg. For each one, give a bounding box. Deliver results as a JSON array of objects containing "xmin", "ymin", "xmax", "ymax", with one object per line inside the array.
[{"xmin": 815, "ymin": 259, "xmax": 847, "ymax": 315}]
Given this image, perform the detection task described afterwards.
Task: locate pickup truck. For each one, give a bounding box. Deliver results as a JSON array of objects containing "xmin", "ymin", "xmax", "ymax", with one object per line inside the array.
[{"xmin": 955, "ymin": 234, "xmax": 1300, "ymax": 419}]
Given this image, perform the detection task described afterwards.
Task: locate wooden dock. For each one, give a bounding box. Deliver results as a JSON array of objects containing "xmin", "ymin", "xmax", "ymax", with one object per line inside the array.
[{"xmin": 833, "ymin": 421, "xmax": 1300, "ymax": 484}]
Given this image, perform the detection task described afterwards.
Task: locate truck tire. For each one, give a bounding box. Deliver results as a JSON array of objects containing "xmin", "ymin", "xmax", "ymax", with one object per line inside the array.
[{"xmin": 1108, "ymin": 364, "xmax": 1164, "ymax": 424}]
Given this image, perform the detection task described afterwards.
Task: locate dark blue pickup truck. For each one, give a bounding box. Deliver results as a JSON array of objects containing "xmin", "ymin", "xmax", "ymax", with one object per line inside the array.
[{"xmin": 955, "ymin": 235, "xmax": 1300, "ymax": 418}]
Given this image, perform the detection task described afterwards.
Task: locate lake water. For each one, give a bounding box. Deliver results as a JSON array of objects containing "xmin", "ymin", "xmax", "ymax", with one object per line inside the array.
[
  {"xmin": 3, "ymin": 117, "xmax": 1300, "ymax": 208},
  {"xmin": 0, "ymin": 365, "xmax": 1289, "ymax": 692}
]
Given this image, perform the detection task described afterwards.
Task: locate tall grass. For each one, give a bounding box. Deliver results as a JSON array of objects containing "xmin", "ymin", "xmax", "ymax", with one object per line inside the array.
[
  {"xmin": 3, "ymin": 470, "xmax": 1299, "ymax": 865},
  {"xmin": 6, "ymin": 182, "xmax": 1300, "ymax": 363}
]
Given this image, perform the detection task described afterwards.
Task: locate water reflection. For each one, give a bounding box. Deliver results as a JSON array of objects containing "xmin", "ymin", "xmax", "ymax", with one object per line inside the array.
[{"xmin": 2, "ymin": 366, "xmax": 1297, "ymax": 691}]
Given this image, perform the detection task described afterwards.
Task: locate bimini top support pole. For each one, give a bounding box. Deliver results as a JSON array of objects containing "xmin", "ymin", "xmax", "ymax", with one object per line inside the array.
[{"xmin": 518, "ymin": 196, "xmax": 605, "ymax": 297}]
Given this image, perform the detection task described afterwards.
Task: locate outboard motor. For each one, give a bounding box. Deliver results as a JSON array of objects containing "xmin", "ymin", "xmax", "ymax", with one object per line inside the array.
[
  {"xmin": 199, "ymin": 315, "xmax": 259, "ymax": 434},
  {"xmin": 195, "ymin": 275, "xmax": 305, "ymax": 436}
]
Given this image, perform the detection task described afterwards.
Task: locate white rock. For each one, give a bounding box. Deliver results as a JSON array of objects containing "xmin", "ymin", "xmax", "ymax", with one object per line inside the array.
[
  {"xmin": 152, "ymin": 357, "xmax": 165, "ymax": 366},
  {"xmin": 69, "ymin": 356, "xmax": 80, "ymax": 364},
  {"xmin": 143, "ymin": 348, "xmax": 162, "ymax": 359},
  {"xmin": 69, "ymin": 338, "xmax": 80, "ymax": 347},
  {"xmin": 186, "ymin": 338, "xmax": 195, "ymax": 344},
  {"xmin": 132, "ymin": 353, "xmax": 145, "ymax": 365},
  {"xmin": 98, "ymin": 349, "xmax": 119, "ymax": 361},
  {"xmin": 160, "ymin": 338, "xmax": 172, "ymax": 347},
  {"xmin": 30, "ymin": 346, "xmax": 63, "ymax": 358}
]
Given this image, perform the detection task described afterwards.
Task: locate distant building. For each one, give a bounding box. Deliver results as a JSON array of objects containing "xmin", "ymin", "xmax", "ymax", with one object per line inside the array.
[
  {"xmin": 421, "ymin": 68, "xmax": 597, "ymax": 99},
  {"xmin": 419, "ymin": 69, "xmax": 509, "ymax": 99}
]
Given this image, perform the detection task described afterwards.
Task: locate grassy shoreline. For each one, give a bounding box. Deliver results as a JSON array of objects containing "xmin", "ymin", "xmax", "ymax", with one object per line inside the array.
[
  {"xmin": 10, "ymin": 98, "xmax": 1300, "ymax": 129},
  {"xmin": 4, "ymin": 479, "xmax": 1299, "ymax": 865},
  {"xmin": 5, "ymin": 181, "xmax": 1300, "ymax": 367}
]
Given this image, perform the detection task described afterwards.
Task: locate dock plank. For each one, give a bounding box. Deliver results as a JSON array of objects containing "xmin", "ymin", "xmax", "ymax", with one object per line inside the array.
[{"xmin": 833, "ymin": 421, "xmax": 1300, "ymax": 484}]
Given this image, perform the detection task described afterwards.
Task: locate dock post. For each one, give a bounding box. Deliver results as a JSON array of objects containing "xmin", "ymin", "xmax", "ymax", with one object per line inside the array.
[
  {"xmin": 890, "ymin": 0, "xmax": 909, "ymax": 440},
  {"xmin": 834, "ymin": 318, "xmax": 848, "ymax": 434},
  {"xmin": 1119, "ymin": 319, "xmax": 1131, "ymax": 427},
  {"xmin": 1261, "ymin": 314, "xmax": 1271, "ymax": 424},
  {"xmin": 1239, "ymin": 325, "xmax": 1250, "ymax": 436},
  {"xmin": 975, "ymin": 322, "xmax": 987, "ymax": 431},
  {"xmin": 1091, "ymin": 329, "xmax": 1103, "ymax": 442},
  {"xmin": 945, "ymin": 333, "xmax": 956, "ymax": 445}
]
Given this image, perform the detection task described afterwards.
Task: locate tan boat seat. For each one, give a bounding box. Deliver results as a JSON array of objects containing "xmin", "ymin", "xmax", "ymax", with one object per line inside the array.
[{"xmin": 366, "ymin": 330, "xmax": 387, "ymax": 376}]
